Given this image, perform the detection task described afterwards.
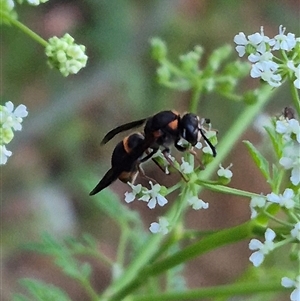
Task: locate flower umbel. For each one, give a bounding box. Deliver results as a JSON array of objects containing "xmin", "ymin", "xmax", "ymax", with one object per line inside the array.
[
  {"xmin": 46, "ymin": 33, "xmax": 88, "ymax": 76},
  {"xmin": 234, "ymin": 25, "xmax": 300, "ymax": 89}
]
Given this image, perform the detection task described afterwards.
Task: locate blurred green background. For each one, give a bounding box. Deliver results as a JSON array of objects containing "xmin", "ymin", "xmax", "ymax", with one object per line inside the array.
[{"xmin": 2, "ymin": 0, "xmax": 299, "ymax": 300}]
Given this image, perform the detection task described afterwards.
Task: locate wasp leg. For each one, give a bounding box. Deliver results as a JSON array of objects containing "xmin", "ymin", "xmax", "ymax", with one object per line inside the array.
[
  {"xmin": 137, "ymin": 164, "xmax": 158, "ymax": 184},
  {"xmin": 161, "ymin": 149, "xmax": 189, "ymax": 182}
]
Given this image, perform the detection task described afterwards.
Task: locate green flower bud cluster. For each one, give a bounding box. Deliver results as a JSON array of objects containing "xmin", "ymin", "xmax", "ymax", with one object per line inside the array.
[{"xmin": 46, "ymin": 33, "xmax": 88, "ymax": 77}]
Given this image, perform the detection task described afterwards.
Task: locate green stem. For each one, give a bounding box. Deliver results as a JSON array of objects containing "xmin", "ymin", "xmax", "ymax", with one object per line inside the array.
[
  {"xmin": 130, "ymin": 281, "xmax": 285, "ymax": 301},
  {"xmin": 197, "ymin": 181, "xmax": 260, "ymax": 198},
  {"xmin": 200, "ymin": 84, "xmax": 275, "ymax": 179},
  {"xmin": 1, "ymin": 11, "xmax": 48, "ymax": 47},
  {"xmin": 146, "ymin": 220, "xmax": 253, "ymax": 276},
  {"xmin": 80, "ymin": 277, "xmax": 100, "ymax": 301},
  {"xmin": 107, "ymin": 221, "xmax": 254, "ymax": 300},
  {"xmin": 189, "ymin": 84, "xmax": 203, "ymax": 114}
]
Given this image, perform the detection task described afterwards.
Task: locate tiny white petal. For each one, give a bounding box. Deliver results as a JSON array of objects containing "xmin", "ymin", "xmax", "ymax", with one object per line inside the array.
[
  {"xmin": 265, "ymin": 228, "xmax": 276, "ymax": 241},
  {"xmin": 249, "ymin": 239, "xmax": 263, "ymax": 250},
  {"xmin": 147, "ymin": 198, "xmax": 157, "ymax": 209},
  {"xmin": 282, "ymin": 277, "xmax": 295, "ymax": 288},
  {"xmin": 149, "ymin": 222, "xmax": 160, "ymax": 233},
  {"xmin": 157, "ymin": 194, "xmax": 168, "ymax": 207},
  {"xmin": 249, "ymin": 251, "xmax": 264, "ymax": 267}
]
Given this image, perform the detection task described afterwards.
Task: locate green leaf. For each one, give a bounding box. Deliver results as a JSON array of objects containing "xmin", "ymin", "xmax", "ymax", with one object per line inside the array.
[
  {"xmin": 264, "ymin": 124, "xmax": 283, "ymax": 159},
  {"xmin": 17, "ymin": 279, "xmax": 72, "ymax": 301},
  {"xmin": 243, "ymin": 140, "xmax": 272, "ymax": 185}
]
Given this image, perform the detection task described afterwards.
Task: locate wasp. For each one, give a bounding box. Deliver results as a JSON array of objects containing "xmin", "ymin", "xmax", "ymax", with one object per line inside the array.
[
  {"xmin": 89, "ymin": 132, "xmax": 154, "ymax": 196},
  {"xmin": 101, "ymin": 110, "xmax": 217, "ymax": 157},
  {"xmin": 90, "ymin": 110, "xmax": 217, "ymax": 195}
]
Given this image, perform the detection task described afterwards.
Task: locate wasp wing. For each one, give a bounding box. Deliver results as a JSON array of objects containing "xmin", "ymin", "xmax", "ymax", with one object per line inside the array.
[{"xmin": 101, "ymin": 118, "xmax": 147, "ymax": 145}]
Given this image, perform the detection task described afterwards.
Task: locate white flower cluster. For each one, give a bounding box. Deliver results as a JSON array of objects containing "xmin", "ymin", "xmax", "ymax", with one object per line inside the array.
[
  {"xmin": 45, "ymin": 33, "xmax": 88, "ymax": 77},
  {"xmin": 276, "ymin": 117, "xmax": 300, "ymax": 186},
  {"xmin": 234, "ymin": 25, "xmax": 300, "ymax": 89},
  {"xmin": 0, "ymin": 101, "xmax": 28, "ymax": 164},
  {"xmin": 248, "ymin": 113, "xmax": 300, "ymax": 300},
  {"xmin": 125, "ymin": 177, "xmax": 210, "ymax": 235},
  {"xmin": 125, "ymin": 181, "xmax": 168, "ymax": 210},
  {"xmin": 249, "ymin": 226, "xmax": 300, "ymax": 301}
]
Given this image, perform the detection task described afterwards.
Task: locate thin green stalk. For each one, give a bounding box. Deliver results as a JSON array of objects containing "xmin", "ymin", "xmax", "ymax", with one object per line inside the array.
[
  {"xmin": 100, "ymin": 231, "xmax": 165, "ymax": 300},
  {"xmin": 1, "ymin": 11, "xmax": 48, "ymax": 47},
  {"xmin": 116, "ymin": 221, "xmax": 130, "ymax": 267},
  {"xmin": 197, "ymin": 181, "xmax": 260, "ymax": 198},
  {"xmin": 189, "ymin": 85, "xmax": 203, "ymax": 114},
  {"xmin": 129, "ymin": 281, "xmax": 285, "ymax": 301},
  {"xmin": 107, "ymin": 221, "xmax": 254, "ymax": 300},
  {"xmin": 81, "ymin": 280, "xmax": 100, "ymax": 301},
  {"xmin": 146, "ymin": 220, "xmax": 253, "ymax": 277},
  {"xmin": 200, "ymin": 84, "xmax": 275, "ymax": 179}
]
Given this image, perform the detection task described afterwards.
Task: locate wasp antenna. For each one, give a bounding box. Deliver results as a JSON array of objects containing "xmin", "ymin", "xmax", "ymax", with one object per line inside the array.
[
  {"xmin": 101, "ymin": 118, "xmax": 147, "ymax": 145},
  {"xmin": 199, "ymin": 129, "xmax": 217, "ymax": 157}
]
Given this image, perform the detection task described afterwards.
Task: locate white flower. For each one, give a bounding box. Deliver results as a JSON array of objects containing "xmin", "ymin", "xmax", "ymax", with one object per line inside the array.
[
  {"xmin": 293, "ymin": 65, "xmax": 300, "ymax": 89},
  {"xmin": 273, "ymin": 25, "xmax": 296, "ymax": 51},
  {"xmin": 287, "ymin": 62, "xmax": 300, "ymax": 89},
  {"xmin": 139, "ymin": 182, "xmax": 168, "ymax": 209},
  {"xmin": 279, "ymin": 143, "xmax": 300, "ymax": 186},
  {"xmin": 0, "ymin": 101, "xmax": 28, "ymax": 131},
  {"xmin": 276, "ymin": 118, "xmax": 300, "ymax": 143},
  {"xmin": 180, "ymin": 158, "xmax": 193, "ymax": 174},
  {"xmin": 248, "ymin": 50, "xmax": 273, "ymax": 64},
  {"xmin": 234, "ymin": 27, "xmax": 274, "ymax": 58},
  {"xmin": 149, "ymin": 217, "xmax": 169, "ymax": 235},
  {"xmin": 233, "ymin": 32, "xmax": 249, "ymax": 57},
  {"xmin": 267, "ymin": 188, "xmax": 295, "ymax": 209},
  {"xmin": 217, "ymin": 164, "xmax": 233, "ymax": 179},
  {"xmin": 281, "ymin": 276, "xmax": 300, "ymax": 301},
  {"xmin": 234, "ymin": 31, "xmax": 263, "ymax": 57},
  {"xmin": 188, "ymin": 196, "xmax": 209, "ymax": 210},
  {"xmin": 0, "ymin": 145, "xmax": 12, "ymax": 165},
  {"xmin": 124, "ymin": 183, "xmax": 142, "ymax": 203},
  {"xmin": 291, "ymin": 222, "xmax": 300, "ymax": 241},
  {"xmin": 249, "ymin": 228, "xmax": 276, "ymax": 267},
  {"xmin": 249, "ymin": 195, "xmax": 266, "ymax": 219},
  {"xmin": 250, "ymin": 61, "xmax": 282, "ymax": 87}
]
